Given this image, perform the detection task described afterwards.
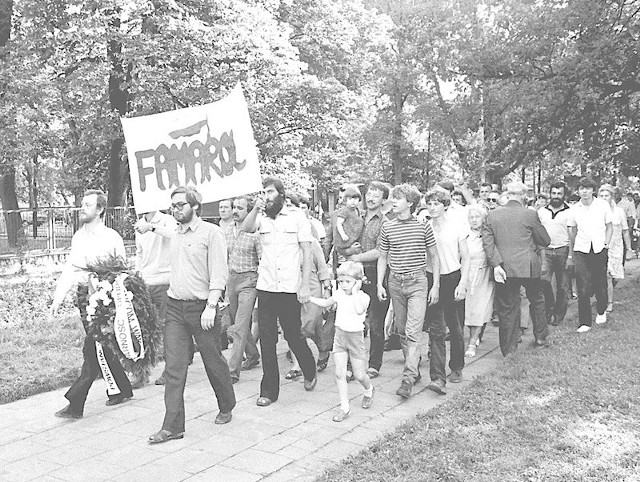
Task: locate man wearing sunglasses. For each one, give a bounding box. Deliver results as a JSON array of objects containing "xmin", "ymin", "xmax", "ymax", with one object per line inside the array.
[{"xmin": 149, "ymin": 186, "xmax": 236, "ymax": 444}]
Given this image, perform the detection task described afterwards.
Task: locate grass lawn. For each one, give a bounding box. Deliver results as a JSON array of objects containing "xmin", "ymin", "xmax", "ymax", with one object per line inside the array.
[
  {"xmin": 320, "ymin": 262, "xmax": 640, "ymax": 482},
  {"xmin": 0, "ymin": 275, "xmax": 84, "ymax": 404}
]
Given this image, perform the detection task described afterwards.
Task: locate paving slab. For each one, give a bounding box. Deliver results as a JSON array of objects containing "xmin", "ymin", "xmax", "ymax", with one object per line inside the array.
[{"xmin": 0, "ymin": 326, "xmax": 511, "ymax": 481}]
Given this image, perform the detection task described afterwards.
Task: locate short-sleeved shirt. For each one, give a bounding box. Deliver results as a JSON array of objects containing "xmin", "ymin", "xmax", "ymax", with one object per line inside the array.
[
  {"xmin": 167, "ymin": 216, "xmax": 228, "ymax": 300},
  {"xmin": 426, "ymin": 212, "xmax": 469, "ymax": 275},
  {"xmin": 226, "ymin": 223, "xmax": 261, "ymax": 274},
  {"xmin": 378, "ymin": 216, "xmax": 437, "ymax": 274},
  {"xmin": 567, "ymin": 198, "xmax": 613, "ymax": 254},
  {"xmin": 67, "ymin": 223, "xmax": 126, "ymax": 286},
  {"xmin": 538, "ymin": 204, "xmax": 571, "ymax": 248},
  {"xmin": 255, "ymin": 207, "xmax": 314, "ymax": 293},
  {"xmin": 333, "ymin": 206, "xmax": 364, "ymax": 249},
  {"xmin": 333, "ymin": 289, "xmax": 370, "ymax": 332},
  {"xmin": 358, "ymin": 209, "xmax": 389, "ymax": 268}
]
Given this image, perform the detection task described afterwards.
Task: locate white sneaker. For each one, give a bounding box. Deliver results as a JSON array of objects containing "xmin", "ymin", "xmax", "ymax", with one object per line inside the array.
[
  {"xmin": 577, "ymin": 325, "xmax": 591, "ymax": 333},
  {"xmin": 595, "ymin": 313, "xmax": 607, "ymax": 324}
]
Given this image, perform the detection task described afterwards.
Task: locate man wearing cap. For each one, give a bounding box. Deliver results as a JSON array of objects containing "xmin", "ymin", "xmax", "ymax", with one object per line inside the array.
[{"xmin": 482, "ymin": 182, "xmax": 551, "ymax": 356}]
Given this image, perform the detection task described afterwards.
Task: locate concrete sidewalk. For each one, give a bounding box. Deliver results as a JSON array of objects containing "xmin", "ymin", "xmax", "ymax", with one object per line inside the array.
[{"xmin": 0, "ymin": 327, "xmax": 506, "ymax": 482}]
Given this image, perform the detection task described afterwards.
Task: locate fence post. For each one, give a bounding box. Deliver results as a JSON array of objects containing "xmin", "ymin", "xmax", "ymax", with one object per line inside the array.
[{"xmin": 48, "ymin": 208, "xmax": 55, "ymax": 250}]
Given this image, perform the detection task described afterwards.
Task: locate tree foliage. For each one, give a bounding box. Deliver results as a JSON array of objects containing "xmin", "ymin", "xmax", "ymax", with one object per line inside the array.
[{"xmin": 1, "ymin": 0, "xmax": 640, "ymax": 218}]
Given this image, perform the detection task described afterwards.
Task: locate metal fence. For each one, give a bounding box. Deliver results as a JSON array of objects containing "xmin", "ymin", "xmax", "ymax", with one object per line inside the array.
[{"xmin": 0, "ymin": 207, "xmax": 137, "ymax": 256}]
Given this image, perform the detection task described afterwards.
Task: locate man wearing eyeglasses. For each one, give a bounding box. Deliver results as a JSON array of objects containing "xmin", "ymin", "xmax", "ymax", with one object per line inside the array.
[{"xmin": 148, "ymin": 186, "xmax": 236, "ymax": 444}]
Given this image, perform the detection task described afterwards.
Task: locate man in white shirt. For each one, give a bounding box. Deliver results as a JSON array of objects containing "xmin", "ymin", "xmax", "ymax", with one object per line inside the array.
[
  {"xmin": 50, "ymin": 189, "xmax": 132, "ymax": 419},
  {"xmin": 243, "ymin": 177, "xmax": 317, "ymax": 407},
  {"xmin": 567, "ymin": 177, "xmax": 613, "ymax": 332},
  {"xmin": 538, "ymin": 181, "xmax": 573, "ymax": 326}
]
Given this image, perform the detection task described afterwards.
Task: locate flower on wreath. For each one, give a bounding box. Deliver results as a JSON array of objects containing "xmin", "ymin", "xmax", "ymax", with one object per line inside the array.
[{"xmin": 84, "ymin": 255, "xmax": 162, "ymax": 382}]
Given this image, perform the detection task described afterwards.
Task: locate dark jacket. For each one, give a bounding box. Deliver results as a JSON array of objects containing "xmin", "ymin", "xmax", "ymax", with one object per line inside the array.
[{"xmin": 482, "ymin": 200, "xmax": 551, "ymax": 278}]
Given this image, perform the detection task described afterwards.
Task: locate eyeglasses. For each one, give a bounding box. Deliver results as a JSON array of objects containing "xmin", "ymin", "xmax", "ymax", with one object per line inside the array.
[
  {"xmin": 488, "ymin": 198, "xmax": 499, "ymax": 203},
  {"xmin": 170, "ymin": 202, "xmax": 189, "ymax": 210}
]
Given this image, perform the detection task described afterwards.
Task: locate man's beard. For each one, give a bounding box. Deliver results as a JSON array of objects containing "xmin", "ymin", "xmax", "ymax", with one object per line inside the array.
[
  {"xmin": 549, "ymin": 198, "xmax": 564, "ymax": 208},
  {"xmin": 265, "ymin": 194, "xmax": 284, "ymax": 219}
]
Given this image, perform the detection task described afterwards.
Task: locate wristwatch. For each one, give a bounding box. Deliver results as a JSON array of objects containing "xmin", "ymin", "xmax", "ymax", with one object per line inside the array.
[{"xmin": 151, "ymin": 226, "xmax": 156, "ymax": 232}]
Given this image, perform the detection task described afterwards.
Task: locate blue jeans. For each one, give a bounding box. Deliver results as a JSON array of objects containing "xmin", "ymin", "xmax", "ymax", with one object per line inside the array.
[
  {"xmin": 388, "ymin": 270, "xmax": 428, "ymax": 384},
  {"xmin": 541, "ymin": 247, "xmax": 569, "ymax": 324},
  {"xmin": 227, "ymin": 271, "xmax": 260, "ymax": 378},
  {"xmin": 162, "ymin": 298, "xmax": 236, "ymax": 433}
]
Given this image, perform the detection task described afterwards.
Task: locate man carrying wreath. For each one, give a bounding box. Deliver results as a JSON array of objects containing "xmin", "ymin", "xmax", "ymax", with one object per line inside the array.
[{"xmin": 50, "ymin": 189, "xmax": 133, "ymax": 419}]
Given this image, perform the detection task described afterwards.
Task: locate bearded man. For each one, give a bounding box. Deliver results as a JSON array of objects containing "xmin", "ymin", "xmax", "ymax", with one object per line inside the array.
[
  {"xmin": 50, "ymin": 189, "xmax": 132, "ymax": 419},
  {"xmin": 537, "ymin": 181, "xmax": 573, "ymax": 326},
  {"xmin": 242, "ymin": 177, "xmax": 317, "ymax": 407}
]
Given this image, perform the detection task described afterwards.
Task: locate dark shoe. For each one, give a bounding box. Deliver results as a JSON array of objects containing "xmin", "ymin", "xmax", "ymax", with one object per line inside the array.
[
  {"xmin": 427, "ymin": 379, "xmax": 447, "ymax": 395},
  {"xmin": 241, "ymin": 358, "xmax": 259, "ymax": 371},
  {"xmin": 54, "ymin": 405, "xmax": 83, "ymax": 420},
  {"xmin": 396, "ymin": 380, "xmax": 412, "ymax": 399},
  {"xmin": 148, "ymin": 429, "xmax": 184, "ymax": 444},
  {"xmin": 256, "ymin": 396, "xmax": 273, "ymax": 407},
  {"xmin": 285, "ymin": 369, "xmax": 303, "ymax": 380},
  {"xmin": 448, "ymin": 370, "xmax": 462, "ymax": 383},
  {"xmin": 332, "ymin": 408, "xmax": 351, "ymax": 422},
  {"xmin": 154, "ymin": 374, "xmax": 166, "ymax": 386},
  {"xmin": 317, "ymin": 356, "xmax": 330, "ymax": 372},
  {"xmin": 362, "ymin": 386, "xmax": 375, "ymax": 409},
  {"xmin": 105, "ymin": 395, "xmax": 132, "ymax": 406},
  {"xmin": 304, "ymin": 377, "xmax": 317, "ymax": 391},
  {"xmin": 215, "ymin": 411, "xmax": 232, "ymax": 424}
]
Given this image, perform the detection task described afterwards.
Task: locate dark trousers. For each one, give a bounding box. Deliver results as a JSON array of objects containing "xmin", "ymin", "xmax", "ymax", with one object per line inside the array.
[
  {"xmin": 258, "ymin": 291, "xmax": 316, "ymax": 401},
  {"xmin": 574, "ymin": 248, "xmax": 609, "ymax": 327},
  {"xmin": 65, "ymin": 287, "xmax": 132, "ymax": 413},
  {"xmin": 541, "ymin": 247, "xmax": 569, "ymax": 324},
  {"xmin": 162, "ymin": 298, "xmax": 236, "ymax": 434},
  {"xmin": 495, "ymin": 278, "xmax": 548, "ymax": 356},
  {"xmin": 424, "ymin": 271, "xmax": 465, "ymax": 382},
  {"xmin": 363, "ymin": 265, "xmax": 390, "ymax": 371}
]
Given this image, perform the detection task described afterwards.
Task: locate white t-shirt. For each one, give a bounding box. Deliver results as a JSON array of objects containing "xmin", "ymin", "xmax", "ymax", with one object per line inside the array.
[
  {"xmin": 333, "ymin": 288, "xmax": 370, "ymax": 332},
  {"xmin": 567, "ymin": 198, "xmax": 613, "ymax": 254},
  {"xmin": 426, "ymin": 211, "xmax": 469, "ymax": 275},
  {"xmin": 538, "ymin": 204, "xmax": 571, "ymax": 248}
]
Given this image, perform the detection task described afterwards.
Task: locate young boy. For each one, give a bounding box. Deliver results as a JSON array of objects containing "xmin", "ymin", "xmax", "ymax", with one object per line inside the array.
[
  {"xmin": 333, "ymin": 186, "xmax": 364, "ymax": 263},
  {"xmin": 309, "ymin": 261, "xmax": 374, "ymax": 422}
]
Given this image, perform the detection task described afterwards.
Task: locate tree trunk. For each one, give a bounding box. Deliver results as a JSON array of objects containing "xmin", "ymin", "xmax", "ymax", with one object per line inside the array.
[
  {"xmin": 0, "ymin": 168, "xmax": 23, "ymax": 248},
  {"xmin": 390, "ymin": 90, "xmax": 405, "ymax": 185},
  {"xmin": 0, "ymin": 0, "xmax": 20, "ymax": 248},
  {"xmin": 106, "ymin": 13, "xmax": 131, "ymax": 207}
]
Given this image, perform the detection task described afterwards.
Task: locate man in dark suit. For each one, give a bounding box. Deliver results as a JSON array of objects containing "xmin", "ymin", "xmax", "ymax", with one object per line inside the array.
[{"xmin": 482, "ymin": 182, "xmax": 551, "ymax": 356}]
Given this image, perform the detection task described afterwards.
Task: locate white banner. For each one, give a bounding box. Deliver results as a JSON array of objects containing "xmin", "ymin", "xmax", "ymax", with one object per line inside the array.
[
  {"xmin": 112, "ymin": 273, "xmax": 145, "ymax": 362},
  {"xmin": 95, "ymin": 342, "xmax": 122, "ymax": 396},
  {"xmin": 122, "ymin": 84, "xmax": 262, "ymax": 214}
]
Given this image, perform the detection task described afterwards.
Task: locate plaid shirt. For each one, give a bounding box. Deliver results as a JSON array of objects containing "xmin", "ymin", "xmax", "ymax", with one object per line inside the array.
[{"xmin": 226, "ymin": 224, "xmax": 262, "ymax": 273}]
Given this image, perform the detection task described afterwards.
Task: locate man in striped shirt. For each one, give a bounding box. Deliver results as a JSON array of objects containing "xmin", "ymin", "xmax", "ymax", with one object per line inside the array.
[{"xmin": 377, "ymin": 184, "xmax": 440, "ymax": 399}]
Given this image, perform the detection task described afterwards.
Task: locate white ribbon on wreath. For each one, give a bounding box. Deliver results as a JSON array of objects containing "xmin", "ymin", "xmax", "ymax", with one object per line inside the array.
[{"xmin": 111, "ymin": 273, "xmax": 146, "ymax": 361}]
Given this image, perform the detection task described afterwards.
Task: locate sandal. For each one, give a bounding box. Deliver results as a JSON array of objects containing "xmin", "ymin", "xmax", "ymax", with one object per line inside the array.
[
  {"xmin": 148, "ymin": 429, "xmax": 184, "ymax": 444},
  {"xmin": 465, "ymin": 344, "xmax": 476, "ymax": 357},
  {"xmin": 285, "ymin": 369, "xmax": 302, "ymax": 380},
  {"xmin": 332, "ymin": 408, "xmax": 351, "ymax": 422}
]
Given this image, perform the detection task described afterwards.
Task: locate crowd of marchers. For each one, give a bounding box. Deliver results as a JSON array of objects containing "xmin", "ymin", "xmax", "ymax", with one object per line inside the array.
[{"xmin": 48, "ymin": 175, "xmax": 636, "ymax": 442}]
